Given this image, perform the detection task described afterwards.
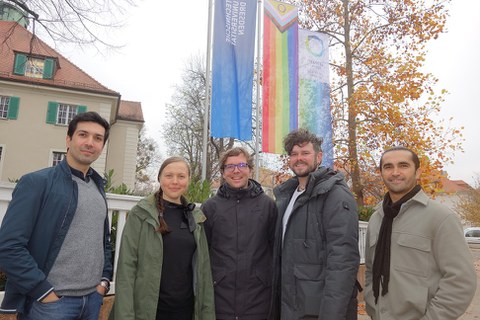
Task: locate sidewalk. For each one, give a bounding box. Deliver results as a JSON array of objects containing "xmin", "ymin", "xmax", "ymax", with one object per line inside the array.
[
  {"xmin": 460, "ymin": 252, "xmax": 480, "ymax": 320},
  {"xmin": 358, "ymin": 250, "xmax": 480, "ymax": 319}
]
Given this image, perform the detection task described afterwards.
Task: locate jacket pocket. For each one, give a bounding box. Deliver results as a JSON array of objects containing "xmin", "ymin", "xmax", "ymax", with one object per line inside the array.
[
  {"xmin": 293, "ymin": 264, "xmax": 324, "ymax": 316},
  {"xmin": 212, "ymin": 269, "xmax": 226, "ymax": 287},
  {"xmin": 394, "ymin": 233, "xmax": 431, "ymax": 277},
  {"xmin": 255, "ymin": 267, "xmax": 272, "ymax": 287}
]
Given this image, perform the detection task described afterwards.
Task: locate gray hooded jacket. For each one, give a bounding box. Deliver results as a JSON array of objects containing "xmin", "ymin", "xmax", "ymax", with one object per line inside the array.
[{"xmin": 271, "ymin": 167, "xmax": 359, "ymax": 320}]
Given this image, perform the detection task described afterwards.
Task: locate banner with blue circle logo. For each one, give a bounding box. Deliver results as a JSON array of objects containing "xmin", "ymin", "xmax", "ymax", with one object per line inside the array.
[{"xmin": 298, "ymin": 29, "xmax": 333, "ymax": 168}]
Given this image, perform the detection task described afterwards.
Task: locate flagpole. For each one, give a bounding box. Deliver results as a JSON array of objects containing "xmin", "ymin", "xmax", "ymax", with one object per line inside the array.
[
  {"xmin": 254, "ymin": 0, "xmax": 263, "ymax": 181},
  {"xmin": 202, "ymin": 0, "xmax": 214, "ymax": 181}
]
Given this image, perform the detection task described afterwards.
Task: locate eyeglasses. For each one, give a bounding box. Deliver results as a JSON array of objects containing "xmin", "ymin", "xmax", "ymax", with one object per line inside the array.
[{"xmin": 223, "ymin": 163, "xmax": 249, "ymax": 172}]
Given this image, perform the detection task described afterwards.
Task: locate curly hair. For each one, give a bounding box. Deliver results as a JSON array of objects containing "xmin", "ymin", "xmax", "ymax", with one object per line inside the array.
[{"xmin": 283, "ymin": 128, "xmax": 323, "ymax": 155}]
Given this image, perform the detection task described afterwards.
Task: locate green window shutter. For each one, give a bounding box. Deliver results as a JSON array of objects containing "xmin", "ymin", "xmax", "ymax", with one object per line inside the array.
[
  {"xmin": 46, "ymin": 102, "xmax": 58, "ymax": 124},
  {"xmin": 43, "ymin": 58, "xmax": 55, "ymax": 79},
  {"xmin": 77, "ymin": 105, "xmax": 87, "ymax": 114},
  {"xmin": 7, "ymin": 97, "xmax": 19, "ymax": 120},
  {"xmin": 13, "ymin": 54, "xmax": 27, "ymax": 75}
]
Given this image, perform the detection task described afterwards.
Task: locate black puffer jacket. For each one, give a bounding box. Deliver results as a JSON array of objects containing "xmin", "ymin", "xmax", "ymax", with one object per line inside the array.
[
  {"xmin": 201, "ymin": 179, "xmax": 278, "ymax": 320},
  {"xmin": 271, "ymin": 167, "xmax": 359, "ymax": 320}
]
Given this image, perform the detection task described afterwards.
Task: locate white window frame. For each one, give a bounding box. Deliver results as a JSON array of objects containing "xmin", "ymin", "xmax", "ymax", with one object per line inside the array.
[
  {"xmin": 0, "ymin": 96, "xmax": 9, "ymax": 119},
  {"xmin": 57, "ymin": 104, "xmax": 78, "ymax": 125},
  {"xmin": 50, "ymin": 149, "xmax": 67, "ymax": 167},
  {"xmin": 0, "ymin": 145, "xmax": 4, "ymax": 180}
]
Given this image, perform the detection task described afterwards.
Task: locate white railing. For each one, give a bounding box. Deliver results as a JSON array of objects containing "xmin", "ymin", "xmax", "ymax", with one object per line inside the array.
[
  {"xmin": 359, "ymin": 221, "xmax": 368, "ymax": 264},
  {"xmin": 0, "ymin": 182, "xmax": 368, "ymax": 303}
]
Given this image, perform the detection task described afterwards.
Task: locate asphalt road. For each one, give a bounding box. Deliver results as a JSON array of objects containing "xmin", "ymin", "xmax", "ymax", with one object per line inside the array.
[{"xmin": 460, "ymin": 246, "xmax": 480, "ymax": 320}]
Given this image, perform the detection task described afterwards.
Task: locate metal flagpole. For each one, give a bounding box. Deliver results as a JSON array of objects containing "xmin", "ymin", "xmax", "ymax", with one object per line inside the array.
[
  {"xmin": 202, "ymin": 0, "xmax": 214, "ymax": 181},
  {"xmin": 254, "ymin": 0, "xmax": 263, "ymax": 181}
]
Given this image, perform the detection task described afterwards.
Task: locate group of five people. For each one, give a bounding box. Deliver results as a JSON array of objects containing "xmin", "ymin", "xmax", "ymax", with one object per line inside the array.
[{"xmin": 0, "ymin": 112, "xmax": 476, "ymax": 320}]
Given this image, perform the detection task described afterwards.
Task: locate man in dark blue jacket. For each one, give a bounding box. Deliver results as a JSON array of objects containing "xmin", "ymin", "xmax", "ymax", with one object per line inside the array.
[
  {"xmin": 0, "ymin": 111, "xmax": 113, "ymax": 320},
  {"xmin": 271, "ymin": 128, "xmax": 359, "ymax": 320}
]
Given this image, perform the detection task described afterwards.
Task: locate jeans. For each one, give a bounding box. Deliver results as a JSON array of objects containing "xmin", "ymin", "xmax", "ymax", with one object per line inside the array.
[{"xmin": 18, "ymin": 291, "xmax": 104, "ymax": 320}]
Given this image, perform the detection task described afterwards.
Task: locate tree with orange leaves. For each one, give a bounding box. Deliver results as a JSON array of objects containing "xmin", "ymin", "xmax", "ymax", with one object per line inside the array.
[
  {"xmin": 456, "ymin": 174, "xmax": 480, "ymax": 226},
  {"xmin": 290, "ymin": 0, "xmax": 463, "ymax": 206}
]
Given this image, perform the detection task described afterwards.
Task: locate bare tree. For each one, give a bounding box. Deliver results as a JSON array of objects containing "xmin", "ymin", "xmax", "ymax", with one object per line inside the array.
[
  {"xmin": 2, "ymin": 0, "xmax": 136, "ymax": 50},
  {"xmin": 134, "ymin": 126, "xmax": 162, "ymax": 195},
  {"xmin": 163, "ymin": 55, "xmax": 235, "ymax": 181}
]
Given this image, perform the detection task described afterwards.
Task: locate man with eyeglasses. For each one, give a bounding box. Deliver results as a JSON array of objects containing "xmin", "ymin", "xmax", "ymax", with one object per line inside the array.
[
  {"xmin": 270, "ymin": 129, "xmax": 359, "ymax": 320},
  {"xmin": 201, "ymin": 147, "xmax": 277, "ymax": 320}
]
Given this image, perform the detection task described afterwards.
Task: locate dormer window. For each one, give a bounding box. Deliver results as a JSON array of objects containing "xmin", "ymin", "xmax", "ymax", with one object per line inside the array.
[
  {"xmin": 13, "ymin": 53, "xmax": 55, "ymax": 79},
  {"xmin": 25, "ymin": 57, "xmax": 45, "ymax": 79}
]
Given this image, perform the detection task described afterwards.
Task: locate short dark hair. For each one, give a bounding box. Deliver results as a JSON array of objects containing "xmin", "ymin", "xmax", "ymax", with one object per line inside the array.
[
  {"xmin": 219, "ymin": 147, "xmax": 253, "ymax": 173},
  {"xmin": 67, "ymin": 112, "xmax": 110, "ymax": 144},
  {"xmin": 379, "ymin": 146, "xmax": 420, "ymax": 171},
  {"xmin": 283, "ymin": 128, "xmax": 323, "ymax": 155}
]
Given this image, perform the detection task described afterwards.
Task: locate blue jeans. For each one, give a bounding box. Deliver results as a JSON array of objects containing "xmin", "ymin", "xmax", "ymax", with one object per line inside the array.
[{"xmin": 19, "ymin": 291, "xmax": 104, "ymax": 320}]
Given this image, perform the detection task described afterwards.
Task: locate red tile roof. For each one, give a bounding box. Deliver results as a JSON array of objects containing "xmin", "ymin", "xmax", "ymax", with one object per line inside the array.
[
  {"xmin": 118, "ymin": 100, "xmax": 144, "ymax": 122},
  {"xmin": 440, "ymin": 177, "xmax": 473, "ymax": 193},
  {"xmin": 0, "ymin": 21, "xmax": 119, "ymax": 96}
]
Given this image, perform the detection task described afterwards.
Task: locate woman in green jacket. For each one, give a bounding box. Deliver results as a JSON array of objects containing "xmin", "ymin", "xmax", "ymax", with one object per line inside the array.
[{"xmin": 110, "ymin": 157, "xmax": 215, "ymax": 320}]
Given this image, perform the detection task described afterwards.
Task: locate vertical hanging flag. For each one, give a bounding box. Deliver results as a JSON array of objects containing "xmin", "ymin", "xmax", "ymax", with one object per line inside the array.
[
  {"xmin": 298, "ymin": 29, "xmax": 333, "ymax": 167},
  {"xmin": 262, "ymin": 0, "xmax": 298, "ymax": 154},
  {"xmin": 211, "ymin": 0, "xmax": 258, "ymax": 140}
]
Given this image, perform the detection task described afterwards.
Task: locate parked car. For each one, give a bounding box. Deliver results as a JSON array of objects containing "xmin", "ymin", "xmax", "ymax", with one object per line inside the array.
[{"xmin": 464, "ymin": 227, "xmax": 480, "ymax": 244}]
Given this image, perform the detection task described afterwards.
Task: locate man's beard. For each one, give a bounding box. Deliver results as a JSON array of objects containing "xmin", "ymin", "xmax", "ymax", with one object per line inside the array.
[{"xmin": 292, "ymin": 160, "xmax": 318, "ymax": 177}]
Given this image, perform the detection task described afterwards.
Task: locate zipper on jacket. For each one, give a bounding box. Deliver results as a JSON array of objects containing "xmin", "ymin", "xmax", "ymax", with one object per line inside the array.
[{"xmin": 59, "ymin": 180, "xmax": 75, "ymax": 230}]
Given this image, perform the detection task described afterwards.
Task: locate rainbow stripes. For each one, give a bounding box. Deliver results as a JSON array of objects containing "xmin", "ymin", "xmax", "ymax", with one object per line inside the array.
[{"xmin": 262, "ymin": 0, "xmax": 298, "ymax": 154}]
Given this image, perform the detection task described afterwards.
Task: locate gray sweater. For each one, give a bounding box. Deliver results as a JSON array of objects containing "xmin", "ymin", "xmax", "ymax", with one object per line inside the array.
[{"xmin": 47, "ymin": 175, "xmax": 106, "ymax": 296}]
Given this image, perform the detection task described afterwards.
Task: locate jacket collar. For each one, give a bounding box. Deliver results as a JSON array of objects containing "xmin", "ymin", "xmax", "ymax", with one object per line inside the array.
[
  {"xmin": 376, "ymin": 189, "xmax": 429, "ymax": 218},
  {"xmin": 274, "ymin": 166, "xmax": 343, "ymax": 199},
  {"xmin": 58, "ymin": 158, "xmax": 105, "ymax": 193},
  {"xmin": 136, "ymin": 194, "xmax": 207, "ymax": 228},
  {"xmin": 217, "ymin": 179, "xmax": 264, "ymax": 200}
]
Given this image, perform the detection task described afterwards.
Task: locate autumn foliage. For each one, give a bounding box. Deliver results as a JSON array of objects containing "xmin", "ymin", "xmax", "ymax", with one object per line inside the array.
[
  {"xmin": 290, "ymin": 0, "xmax": 463, "ymax": 205},
  {"xmin": 456, "ymin": 174, "xmax": 480, "ymax": 226}
]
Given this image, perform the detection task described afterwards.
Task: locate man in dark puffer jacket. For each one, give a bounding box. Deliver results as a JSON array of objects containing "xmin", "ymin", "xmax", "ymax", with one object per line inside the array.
[
  {"xmin": 270, "ymin": 129, "xmax": 359, "ymax": 320},
  {"xmin": 202, "ymin": 147, "xmax": 277, "ymax": 320}
]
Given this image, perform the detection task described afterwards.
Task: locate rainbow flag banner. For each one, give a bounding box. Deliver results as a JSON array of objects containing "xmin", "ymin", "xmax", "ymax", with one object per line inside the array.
[
  {"xmin": 262, "ymin": 0, "xmax": 298, "ymax": 154},
  {"xmin": 298, "ymin": 29, "xmax": 333, "ymax": 167}
]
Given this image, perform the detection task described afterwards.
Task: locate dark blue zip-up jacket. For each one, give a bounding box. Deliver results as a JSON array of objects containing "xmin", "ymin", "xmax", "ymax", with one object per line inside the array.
[{"xmin": 0, "ymin": 159, "xmax": 113, "ymax": 314}]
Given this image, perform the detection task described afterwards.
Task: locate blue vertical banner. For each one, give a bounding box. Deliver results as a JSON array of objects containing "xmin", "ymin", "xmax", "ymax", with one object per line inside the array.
[
  {"xmin": 298, "ymin": 29, "xmax": 333, "ymax": 167},
  {"xmin": 211, "ymin": 0, "xmax": 257, "ymax": 140}
]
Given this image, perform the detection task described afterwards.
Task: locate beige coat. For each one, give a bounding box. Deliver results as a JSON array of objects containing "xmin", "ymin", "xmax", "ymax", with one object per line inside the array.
[{"xmin": 364, "ymin": 190, "xmax": 476, "ymax": 319}]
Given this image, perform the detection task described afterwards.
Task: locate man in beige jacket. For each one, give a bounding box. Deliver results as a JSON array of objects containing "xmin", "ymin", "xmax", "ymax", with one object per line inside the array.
[{"xmin": 364, "ymin": 146, "xmax": 476, "ymax": 319}]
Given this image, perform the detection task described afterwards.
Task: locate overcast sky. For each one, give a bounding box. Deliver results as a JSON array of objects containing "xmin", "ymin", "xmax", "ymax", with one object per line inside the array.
[{"xmin": 65, "ymin": 0, "xmax": 479, "ymax": 186}]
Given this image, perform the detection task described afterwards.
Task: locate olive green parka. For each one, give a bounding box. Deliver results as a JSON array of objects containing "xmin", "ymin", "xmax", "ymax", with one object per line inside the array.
[{"xmin": 109, "ymin": 194, "xmax": 215, "ymax": 320}]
